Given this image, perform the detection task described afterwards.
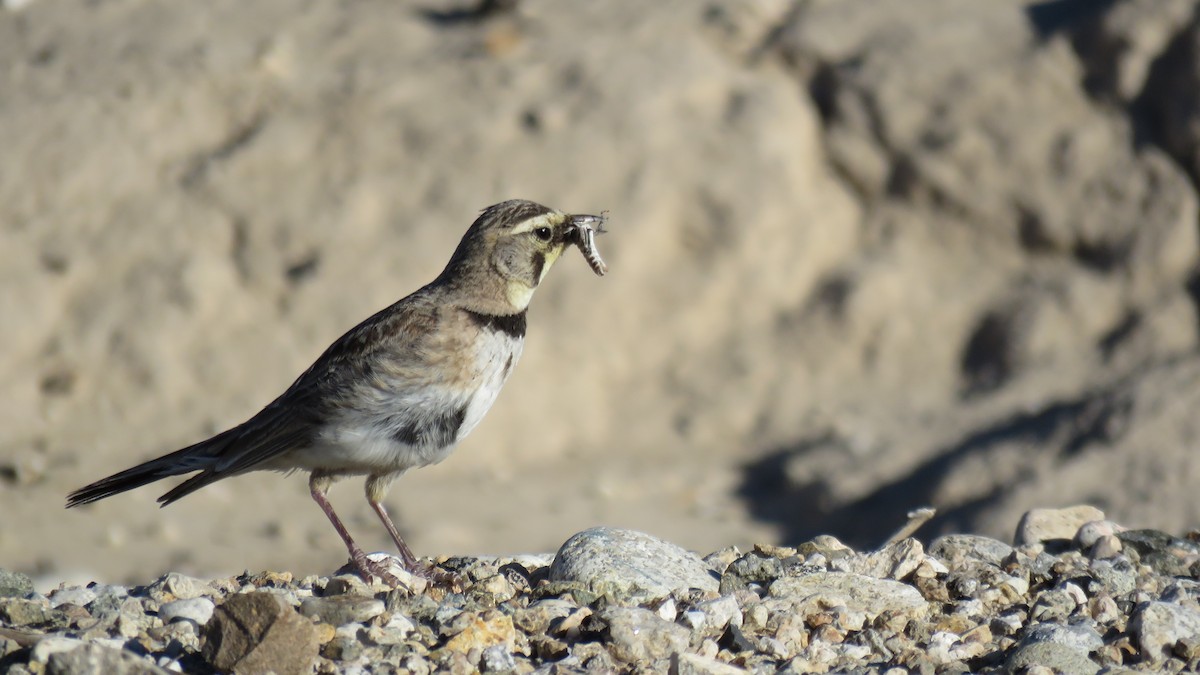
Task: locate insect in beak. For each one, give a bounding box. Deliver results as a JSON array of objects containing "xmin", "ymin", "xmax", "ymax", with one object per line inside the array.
[{"xmin": 568, "ymin": 212, "xmax": 608, "ymax": 276}]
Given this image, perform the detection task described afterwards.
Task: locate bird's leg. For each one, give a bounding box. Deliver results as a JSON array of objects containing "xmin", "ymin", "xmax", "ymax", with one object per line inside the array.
[
  {"xmin": 309, "ymin": 472, "xmax": 402, "ymax": 587},
  {"xmin": 366, "ymin": 474, "xmax": 457, "ymax": 584}
]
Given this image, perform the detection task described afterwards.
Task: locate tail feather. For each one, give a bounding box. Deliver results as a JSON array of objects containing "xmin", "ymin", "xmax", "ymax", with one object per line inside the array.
[
  {"xmin": 65, "ymin": 428, "xmax": 240, "ymax": 508},
  {"xmin": 156, "ymin": 470, "xmax": 226, "ymax": 507}
]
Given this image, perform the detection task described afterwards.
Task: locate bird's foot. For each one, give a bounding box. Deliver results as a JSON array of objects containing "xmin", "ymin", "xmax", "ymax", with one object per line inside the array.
[
  {"xmin": 410, "ymin": 561, "xmax": 462, "ymax": 590},
  {"xmin": 350, "ymin": 551, "xmax": 406, "ymax": 588}
]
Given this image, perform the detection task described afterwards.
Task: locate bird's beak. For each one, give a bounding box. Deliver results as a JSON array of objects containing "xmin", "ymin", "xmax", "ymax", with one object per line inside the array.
[{"xmin": 567, "ymin": 213, "xmax": 608, "ymax": 276}]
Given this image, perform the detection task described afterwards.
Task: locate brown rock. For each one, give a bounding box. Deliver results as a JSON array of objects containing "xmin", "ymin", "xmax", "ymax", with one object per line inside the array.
[{"xmin": 202, "ymin": 592, "xmax": 318, "ymax": 675}]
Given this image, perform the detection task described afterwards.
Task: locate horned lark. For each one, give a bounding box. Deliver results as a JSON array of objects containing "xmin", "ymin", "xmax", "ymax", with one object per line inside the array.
[{"xmin": 67, "ymin": 199, "xmax": 608, "ymax": 585}]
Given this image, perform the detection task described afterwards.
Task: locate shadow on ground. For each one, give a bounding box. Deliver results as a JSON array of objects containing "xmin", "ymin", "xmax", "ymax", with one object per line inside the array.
[{"xmin": 738, "ymin": 388, "xmax": 1135, "ymax": 550}]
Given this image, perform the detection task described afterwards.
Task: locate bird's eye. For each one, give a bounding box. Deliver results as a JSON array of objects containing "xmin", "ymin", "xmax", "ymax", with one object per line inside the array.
[{"xmin": 533, "ymin": 227, "xmax": 553, "ymax": 241}]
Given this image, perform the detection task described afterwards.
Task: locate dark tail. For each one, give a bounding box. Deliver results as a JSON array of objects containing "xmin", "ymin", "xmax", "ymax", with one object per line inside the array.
[{"xmin": 66, "ymin": 427, "xmax": 240, "ymax": 508}]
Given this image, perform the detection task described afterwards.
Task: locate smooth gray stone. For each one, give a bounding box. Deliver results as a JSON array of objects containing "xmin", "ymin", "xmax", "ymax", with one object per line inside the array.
[
  {"xmin": 158, "ymin": 597, "xmax": 215, "ymax": 625},
  {"xmin": 549, "ymin": 527, "xmax": 718, "ymax": 602},
  {"xmin": 1005, "ymin": 641, "xmax": 1100, "ymax": 675}
]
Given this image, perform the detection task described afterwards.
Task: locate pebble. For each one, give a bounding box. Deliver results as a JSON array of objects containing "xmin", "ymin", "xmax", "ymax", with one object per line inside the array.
[
  {"xmin": 147, "ymin": 572, "xmax": 214, "ymax": 601},
  {"xmin": 298, "ymin": 595, "xmax": 384, "ymax": 626},
  {"xmin": 1005, "ymin": 641, "xmax": 1101, "ymax": 675},
  {"xmin": 1015, "ymin": 505, "xmax": 1106, "ymax": 546},
  {"xmin": 48, "ymin": 587, "xmax": 97, "ymax": 608},
  {"xmin": 1118, "ymin": 529, "xmax": 1200, "ymax": 576},
  {"xmin": 601, "ymin": 606, "xmax": 692, "ymax": 663},
  {"xmin": 480, "ymin": 644, "xmax": 517, "ymax": 672},
  {"xmin": 831, "ymin": 537, "xmax": 926, "ymax": 579},
  {"xmin": 1089, "ymin": 534, "xmax": 1123, "ymax": 559},
  {"xmin": 47, "ymin": 643, "xmax": 172, "ymax": 675},
  {"xmin": 1018, "ymin": 622, "xmax": 1103, "ymax": 654},
  {"xmin": 549, "ymin": 527, "xmax": 719, "ymax": 601},
  {"xmin": 0, "ymin": 569, "xmax": 34, "ymax": 598},
  {"xmin": 768, "ymin": 572, "xmax": 929, "ymax": 624},
  {"xmin": 442, "ymin": 611, "xmax": 516, "ymax": 654},
  {"xmin": 29, "ymin": 637, "xmax": 84, "ymax": 663},
  {"xmin": 1131, "ymin": 600, "xmax": 1200, "ymax": 663},
  {"xmin": 157, "ymin": 597, "xmax": 215, "ymax": 625},
  {"xmin": 928, "ymin": 534, "xmax": 1014, "ymax": 567},
  {"xmin": 672, "ymin": 652, "xmax": 748, "ymax": 674},
  {"xmin": 1075, "ymin": 520, "xmax": 1124, "ymax": 548}
]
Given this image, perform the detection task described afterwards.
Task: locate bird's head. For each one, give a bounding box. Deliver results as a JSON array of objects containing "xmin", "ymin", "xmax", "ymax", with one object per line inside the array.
[{"xmin": 438, "ymin": 199, "xmax": 607, "ymax": 313}]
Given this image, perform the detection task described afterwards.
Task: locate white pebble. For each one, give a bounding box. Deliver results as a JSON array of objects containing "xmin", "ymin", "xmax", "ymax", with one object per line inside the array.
[
  {"xmin": 30, "ymin": 637, "xmax": 83, "ymax": 663},
  {"xmin": 159, "ymin": 597, "xmax": 215, "ymax": 625},
  {"xmin": 49, "ymin": 587, "xmax": 97, "ymax": 608}
]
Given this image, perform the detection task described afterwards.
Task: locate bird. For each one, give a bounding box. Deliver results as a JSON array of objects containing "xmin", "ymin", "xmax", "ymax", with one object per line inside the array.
[{"xmin": 67, "ymin": 199, "xmax": 608, "ymax": 585}]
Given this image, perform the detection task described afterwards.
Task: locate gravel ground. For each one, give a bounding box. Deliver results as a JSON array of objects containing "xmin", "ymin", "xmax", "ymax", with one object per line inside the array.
[{"xmin": 2, "ymin": 507, "xmax": 1199, "ymax": 674}]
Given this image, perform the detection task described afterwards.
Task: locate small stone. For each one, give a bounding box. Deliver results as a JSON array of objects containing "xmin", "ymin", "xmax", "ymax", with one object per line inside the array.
[
  {"xmin": 1015, "ymin": 506, "xmax": 1106, "ymax": 546},
  {"xmin": 322, "ymin": 634, "xmax": 363, "ymax": 662},
  {"xmin": 202, "ymin": 591, "xmax": 319, "ymax": 675},
  {"xmin": 147, "ymin": 572, "xmax": 215, "ymax": 601},
  {"xmin": 962, "ymin": 624, "xmax": 993, "ymax": 644},
  {"xmin": 753, "ymin": 543, "xmax": 798, "ymax": 558},
  {"xmin": 929, "ymin": 535, "xmax": 1014, "ymax": 567},
  {"xmin": 601, "ymin": 607, "xmax": 692, "ymax": 663},
  {"xmin": 654, "ymin": 597, "xmax": 678, "ymax": 622},
  {"xmin": 925, "ymin": 630, "xmax": 961, "ymax": 665},
  {"xmin": 0, "ymin": 569, "xmax": 34, "ymax": 598},
  {"xmin": 1019, "ymin": 622, "xmax": 1103, "ymax": 654},
  {"xmin": 689, "ymin": 595, "xmax": 742, "ymax": 635},
  {"xmin": 1075, "ymin": 520, "xmax": 1123, "ymax": 549},
  {"xmin": 29, "ymin": 636, "xmax": 84, "ymax": 663},
  {"xmin": 550, "ymin": 527, "xmax": 719, "ymax": 602},
  {"xmin": 381, "ymin": 611, "xmax": 417, "ymax": 639},
  {"xmin": 832, "ymin": 538, "xmax": 925, "ymax": 580},
  {"xmin": 46, "ymin": 642, "xmax": 171, "ymax": 675},
  {"xmin": 246, "ymin": 570, "xmax": 294, "ymax": 588},
  {"xmin": 702, "ymin": 547, "xmax": 743, "ymax": 576},
  {"xmin": 480, "ymin": 644, "xmax": 518, "ymax": 672},
  {"xmin": 513, "ymin": 599, "xmax": 577, "ymax": 634},
  {"xmin": 1030, "ymin": 589, "xmax": 1077, "ymax": 623},
  {"xmin": 1131, "ymin": 601, "xmax": 1200, "ymax": 663},
  {"xmin": 159, "ymin": 597, "xmax": 215, "ymax": 625},
  {"xmin": 671, "ymin": 652, "xmax": 748, "ymax": 674},
  {"xmin": 299, "ymin": 595, "xmax": 385, "ymax": 626},
  {"xmin": 796, "ymin": 535, "xmax": 852, "ymax": 558},
  {"xmin": 1118, "ymin": 529, "xmax": 1200, "ymax": 576},
  {"xmin": 1089, "ymin": 559, "xmax": 1137, "ymax": 596},
  {"xmin": 720, "ymin": 553, "xmax": 784, "ymax": 594},
  {"xmin": 1089, "ymin": 535, "xmax": 1123, "ymax": 559},
  {"xmin": 550, "ymin": 607, "xmax": 592, "ymax": 637},
  {"xmin": 1004, "ymin": 641, "xmax": 1100, "ymax": 675},
  {"xmin": 0, "ymin": 598, "xmax": 60, "ymax": 627},
  {"xmin": 443, "ymin": 611, "xmax": 516, "ymax": 654},
  {"xmin": 1088, "ymin": 595, "xmax": 1120, "ymax": 625},
  {"xmin": 472, "ymin": 573, "xmax": 518, "ymax": 603},
  {"xmin": 48, "ymin": 586, "xmax": 97, "ymax": 609},
  {"xmin": 768, "ymin": 572, "xmax": 928, "ymax": 623},
  {"xmin": 322, "ymin": 575, "xmax": 373, "ymax": 597},
  {"xmin": 991, "ymin": 612, "xmax": 1025, "ymax": 636},
  {"xmin": 313, "ymin": 622, "xmax": 336, "ymax": 644}
]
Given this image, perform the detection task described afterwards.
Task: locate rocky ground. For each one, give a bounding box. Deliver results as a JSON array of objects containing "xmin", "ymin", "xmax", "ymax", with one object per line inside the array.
[{"xmin": 2, "ymin": 507, "xmax": 1199, "ymax": 674}]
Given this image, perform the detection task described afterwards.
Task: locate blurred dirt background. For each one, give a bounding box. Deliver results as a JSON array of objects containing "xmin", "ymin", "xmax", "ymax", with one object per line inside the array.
[{"xmin": 3, "ymin": 0, "xmax": 1200, "ymax": 585}]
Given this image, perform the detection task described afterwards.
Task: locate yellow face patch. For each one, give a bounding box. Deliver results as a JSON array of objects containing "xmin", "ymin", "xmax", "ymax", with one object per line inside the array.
[{"xmin": 506, "ymin": 244, "xmax": 564, "ymax": 308}]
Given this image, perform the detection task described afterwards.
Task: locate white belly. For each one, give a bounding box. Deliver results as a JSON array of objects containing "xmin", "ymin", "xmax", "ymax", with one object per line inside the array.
[{"xmin": 281, "ymin": 336, "xmax": 523, "ymax": 475}]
